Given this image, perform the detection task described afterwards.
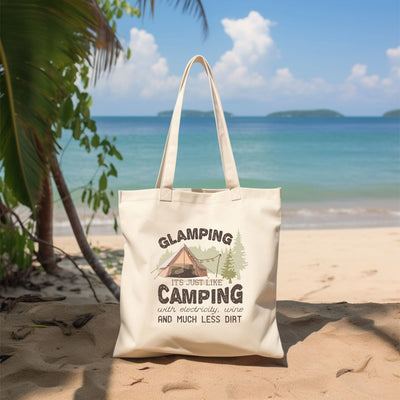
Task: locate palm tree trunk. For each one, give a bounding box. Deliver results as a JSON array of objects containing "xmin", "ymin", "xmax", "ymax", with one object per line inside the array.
[
  {"xmin": 36, "ymin": 164, "xmax": 58, "ymax": 273},
  {"xmin": 49, "ymin": 154, "xmax": 120, "ymax": 301}
]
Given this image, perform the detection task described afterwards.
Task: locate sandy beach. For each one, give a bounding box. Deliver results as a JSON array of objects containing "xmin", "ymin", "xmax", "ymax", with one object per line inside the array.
[{"xmin": 1, "ymin": 227, "xmax": 399, "ymax": 399}]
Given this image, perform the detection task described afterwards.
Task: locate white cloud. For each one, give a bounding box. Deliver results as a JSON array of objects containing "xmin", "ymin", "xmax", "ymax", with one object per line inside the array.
[
  {"xmin": 387, "ymin": 45, "xmax": 400, "ymax": 64},
  {"xmin": 93, "ymin": 27, "xmax": 180, "ymax": 99},
  {"xmin": 267, "ymin": 68, "xmax": 332, "ymax": 101},
  {"xmin": 92, "ymin": 12, "xmax": 280, "ymax": 107},
  {"xmin": 213, "ymin": 11, "xmax": 274, "ymax": 93},
  {"xmin": 271, "ymin": 68, "xmax": 295, "ymax": 91},
  {"xmin": 347, "ymin": 64, "xmax": 380, "ymax": 88},
  {"xmin": 220, "ymin": 11, "xmax": 274, "ymax": 64},
  {"xmin": 90, "ymin": 13, "xmax": 400, "ymax": 115},
  {"xmin": 210, "ymin": 11, "xmax": 331, "ymax": 100},
  {"xmin": 343, "ymin": 47, "xmax": 400, "ymax": 100},
  {"xmin": 380, "ymin": 45, "xmax": 400, "ymax": 95}
]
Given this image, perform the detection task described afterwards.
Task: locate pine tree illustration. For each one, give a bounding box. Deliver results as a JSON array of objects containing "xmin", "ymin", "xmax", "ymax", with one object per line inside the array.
[
  {"xmin": 221, "ymin": 249, "xmax": 236, "ymax": 283},
  {"xmin": 232, "ymin": 231, "xmax": 248, "ymax": 279}
]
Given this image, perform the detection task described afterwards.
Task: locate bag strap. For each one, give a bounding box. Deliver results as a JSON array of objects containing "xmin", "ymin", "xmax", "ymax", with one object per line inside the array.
[{"xmin": 156, "ymin": 55, "xmax": 241, "ymax": 202}]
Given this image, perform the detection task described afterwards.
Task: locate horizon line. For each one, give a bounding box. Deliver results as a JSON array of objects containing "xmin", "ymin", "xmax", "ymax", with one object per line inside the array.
[{"xmin": 92, "ymin": 114, "xmax": 398, "ymax": 118}]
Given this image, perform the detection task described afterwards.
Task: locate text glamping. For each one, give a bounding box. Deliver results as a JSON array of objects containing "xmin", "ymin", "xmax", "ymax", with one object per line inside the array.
[{"xmin": 159, "ymin": 228, "xmax": 233, "ymax": 249}]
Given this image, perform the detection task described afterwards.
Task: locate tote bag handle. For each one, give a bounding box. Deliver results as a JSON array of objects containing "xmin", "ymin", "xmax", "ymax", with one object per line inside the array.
[{"xmin": 156, "ymin": 55, "xmax": 241, "ymax": 201}]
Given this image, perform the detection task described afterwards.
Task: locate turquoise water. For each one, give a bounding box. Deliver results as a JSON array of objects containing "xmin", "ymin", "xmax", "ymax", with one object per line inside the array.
[{"xmin": 56, "ymin": 116, "xmax": 400, "ymax": 231}]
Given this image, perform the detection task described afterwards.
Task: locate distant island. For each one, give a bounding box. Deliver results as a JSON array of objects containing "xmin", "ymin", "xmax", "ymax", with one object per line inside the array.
[
  {"xmin": 383, "ymin": 109, "xmax": 400, "ymax": 117},
  {"xmin": 267, "ymin": 109, "xmax": 343, "ymax": 118},
  {"xmin": 158, "ymin": 109, "xmax": 233, "ymax": 117}
]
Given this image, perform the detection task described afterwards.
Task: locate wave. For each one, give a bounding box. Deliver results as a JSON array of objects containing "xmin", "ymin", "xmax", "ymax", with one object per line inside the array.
[
  {"xmin": 50, "ymin": 202, "xmax": 400, "ymax": 235},
  {"xmin": 282, "ymin": 203, "xmax": 400, "ymax": 229},
  {"xmin": 284, "ymin": 207, "xmax": 400, "ymax": 217}
]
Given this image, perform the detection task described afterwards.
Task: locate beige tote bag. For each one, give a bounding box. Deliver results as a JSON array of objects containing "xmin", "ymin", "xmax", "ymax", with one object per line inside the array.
[{"xmin": 114, "ymin": 55, "xmax": 283, "ymax": 358}]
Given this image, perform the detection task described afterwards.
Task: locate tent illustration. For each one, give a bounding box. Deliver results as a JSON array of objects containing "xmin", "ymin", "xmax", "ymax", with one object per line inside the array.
[{"xmin": 158, "ymin": 244, "xmax": 208, "ymax": 278}]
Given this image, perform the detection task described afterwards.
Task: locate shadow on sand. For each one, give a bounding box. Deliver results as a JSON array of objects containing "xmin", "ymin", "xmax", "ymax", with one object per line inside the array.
[{"xmin": 1, "ymin": 300, "xmax": 398, "ymax": 399}]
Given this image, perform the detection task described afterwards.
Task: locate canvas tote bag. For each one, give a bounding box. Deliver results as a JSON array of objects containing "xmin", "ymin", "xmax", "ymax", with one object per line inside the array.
[{"xmin": 114, "ymin": 55, "xmax": 283, "ymax": 358}]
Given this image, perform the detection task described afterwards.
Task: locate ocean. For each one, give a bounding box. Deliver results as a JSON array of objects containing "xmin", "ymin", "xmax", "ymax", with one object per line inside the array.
[{"xmin": 54, "ymin": 116, "xmax": 400, "ymax": 234}]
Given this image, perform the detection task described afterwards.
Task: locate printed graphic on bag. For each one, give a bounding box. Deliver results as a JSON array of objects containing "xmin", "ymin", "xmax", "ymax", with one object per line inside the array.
[{"xmin": 153, "ymin": 228, "xmax": 248, "ymax": 325}]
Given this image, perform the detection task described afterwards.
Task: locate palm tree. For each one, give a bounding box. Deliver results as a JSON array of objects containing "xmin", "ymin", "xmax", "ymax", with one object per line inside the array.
[
  {"xmin": 0, "ymin": 0, "xmax": 124, "ymax": 297},
  {"xmin": 1, "ymin": 0, "xmax": 121, "ymax": 208},
  {"xmin": 0, "ymin": 0, "xmax": 207, "ymax": 300}
]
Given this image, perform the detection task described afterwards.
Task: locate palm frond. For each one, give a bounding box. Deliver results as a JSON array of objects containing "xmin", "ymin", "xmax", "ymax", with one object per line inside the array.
[
  {"xmin": 0, "ymin": 0, "xmax": 122, "ymax": 210},
  {"xmin": 136, "ymin": 0, "xmax": 209, "ymax": 37},
  {"xmin": 87, "ymin": 0, "xmax": 123, "ymax": 83}
]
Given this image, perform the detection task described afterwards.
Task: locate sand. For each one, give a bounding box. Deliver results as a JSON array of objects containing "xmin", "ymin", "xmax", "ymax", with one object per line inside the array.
[{"xmin": 1, "ymin": 227, "xmax": 399, "ymax": 399}]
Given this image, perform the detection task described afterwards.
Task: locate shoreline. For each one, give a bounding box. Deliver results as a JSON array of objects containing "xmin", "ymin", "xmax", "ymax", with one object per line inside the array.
[
  {"xmin": 52, "ymin": 198, "xmax": 400, "ymax": 236},
  {"xmin": 53, "ymin": 221, "xmax": 400, "ymax": 236}
]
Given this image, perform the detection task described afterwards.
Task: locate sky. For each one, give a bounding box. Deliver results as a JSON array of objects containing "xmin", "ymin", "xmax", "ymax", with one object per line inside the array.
[{"xmin": 90, "ymin": 0, "xmax": 400, "ymax": 116}]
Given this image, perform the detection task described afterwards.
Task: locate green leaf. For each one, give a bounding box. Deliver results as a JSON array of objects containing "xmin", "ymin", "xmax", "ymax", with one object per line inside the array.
[
  {"xmin": 93, "ymin": 246, "xmax": 101, "ymax": 254},
  {"xmin": 113, "ymin": 148, "xmax": 123, "ymax": 160},
  {"xmin": 91, "ymin": 133, "xmax": 100, "ymax": 147},
  {"xmin": 93, "ymin": 193, "xmax": 100, "ymax": 211},
  {"xmin": 82, "ymin": 75, "xmax": 89, "ymax": 89},
  {"xmin": 87, "ymin": 119, "xmax": 97, "ymax": 132},
  {"xmin": 126, "ymin": 47, "xmax": 131, "ymax": 60},
  {"xmin": 97, "ymin": 153, "xmax": 104, "ymax": 166},
  {"xmin": 117, "ymin": 8, "xmax": 123, "ymax": 18},
  {"xmin": 73, "ymin": 119, "xmax": 81, "ymax": 139},
  {"xmin": 102, "ymin": 195, "xmax": 110, "ymax": 214},
  {"xmin": 80, "ymin": 136, "xmax": 90, "ymax": 152},
  {"xmin": 81, "ymin": 65, "xmax": 89, "ymax": 77},
  {"xmin": 134, "ymin": 8, "xmax": 141, "ymax": 17},
  {"xmin": 108, "ymin": 163, "xmax": 118, "ymax": 177},
  {"xmin": 60, "ymin": 97, "xmax": 74, "ymax": 125},
  {"xmin": 55, "ymin": 123, "xmax": 62, "ymax": 138},
  {"xmin": 0, "ymin": 42, "xmax": 44, "ymax": 210},
  {"xmin": 65, "ymin": 66, "xmax": 77, "ymax": 82},
  {"xmin": 87, "ymin": 188, "xmax": 93, "ymax": 205},
  {"xmin": 99, "ymin": 172, "xmax": 107, "ymax": 191},
  {"xmin": 123, "ymin": 2, "xmax": 131, "ymax": 13},
  {"xmin": 103, "ymin": 0, "xmax": 110, "ymax": 13},
  {"xmin": 26, "ymin": 238, "xmax": 35, "ymax": 254},
  {"xmin": 80, "ymin": 101, "xmax": 90, "ymax": 120},
  {"xmin": 106, "ymin": 9, "xmax": 113, "ymax": 21},
  {"xmin": 0, "ymin": 176, "xmax": 18, "ymax": 207}
]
